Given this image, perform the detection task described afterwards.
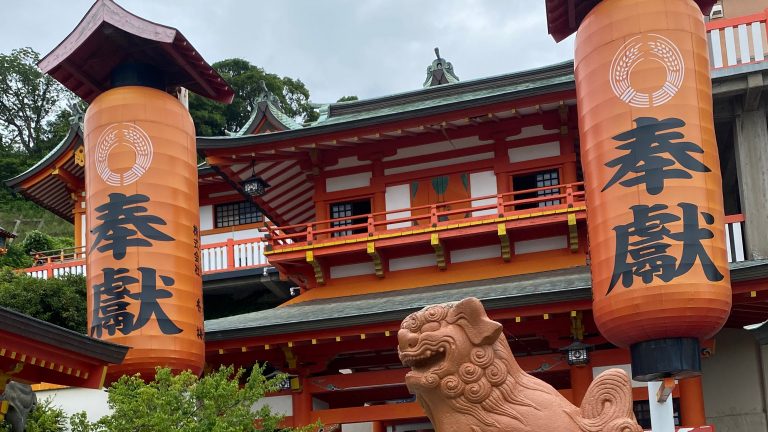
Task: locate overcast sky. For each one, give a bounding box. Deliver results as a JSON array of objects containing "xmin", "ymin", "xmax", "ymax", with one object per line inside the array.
[{"xmin": 0, "ymin": 0, "xmax": 574, "ymax": 103}]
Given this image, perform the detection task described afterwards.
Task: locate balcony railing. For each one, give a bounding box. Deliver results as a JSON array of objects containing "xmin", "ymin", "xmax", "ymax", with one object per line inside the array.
[
  {"xmin": 23, "ymin": 238, "xmax": 269, "ymax": 279},
  {"xmin": 266, "ymin": 183, "xmax": 587, "ymax": 247},
  {"xmin": 707, "ymin": 10, "xmax": 768, "ymax": 70}
]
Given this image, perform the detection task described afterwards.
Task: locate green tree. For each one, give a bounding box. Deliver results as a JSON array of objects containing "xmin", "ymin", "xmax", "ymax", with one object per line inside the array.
[
  {"xmin": 21, "ymin": 230, "xmax": 54, "ymax": 254},
  {"xmin": 70, "ymin": 366, "xmax": 319, "ymax": 432},
  {"xmin": 336, "ymin": 96, "xmax": 358, "ymax": 102},
  {"xmin": 190, "ymin": 58, "xmax": 318, "ymax": 136},
  {"xmin": 0, "ymin": 269, "xmax": 86, "ymax": 332},
  {"xmin": 0, "ymin": 398, "xmax": 68, "ymax": 432},
  {"xmin": 0, "ymin": 48, "xmax": 74, "ymax": 157}
]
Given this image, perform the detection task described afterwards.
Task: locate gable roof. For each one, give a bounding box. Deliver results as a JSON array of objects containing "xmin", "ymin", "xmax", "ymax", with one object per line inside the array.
[{"xmin": 39, "ymin": 0, "xmax": 233, "ymax": 103}]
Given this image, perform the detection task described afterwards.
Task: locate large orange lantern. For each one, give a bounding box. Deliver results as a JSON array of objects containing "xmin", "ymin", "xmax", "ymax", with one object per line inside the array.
[
  {"xmin": 575, "ymin": 0, "xmax": 731, "ymax": 381},
  {"xmin": 39, "ymin": 0, "xmax": 233, "ymax": 383},
  {"xmin": 84, "ymin": 84, "xmax": 204, "ymax": 382}
]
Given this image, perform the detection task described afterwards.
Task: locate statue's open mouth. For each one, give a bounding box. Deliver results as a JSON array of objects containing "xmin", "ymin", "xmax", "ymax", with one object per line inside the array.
[{"xmin": 400, "ymin": 346, "xmax": 446, "ymax": 372}]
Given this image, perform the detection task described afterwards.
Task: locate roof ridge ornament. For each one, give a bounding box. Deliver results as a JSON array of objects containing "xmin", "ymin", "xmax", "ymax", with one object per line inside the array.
[
  {"xmin": 257, "ymin": 80, "xmax": 283, "ymax": 110},
  {"xmin": 424, "ymin": 47, "xmax": 459, "ymax": 88}
]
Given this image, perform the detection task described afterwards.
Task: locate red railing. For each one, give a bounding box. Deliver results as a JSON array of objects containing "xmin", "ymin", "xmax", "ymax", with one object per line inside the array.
[
  {"xmin": 266, "ymin": 182, "xmax": 587, "ymax": 247},
  {"xmin": 707, "ymin": 9, "xmax": 768, "ymax": 70},
  {"xmin": 24, "ymin": 237, "xmax": 269, "ymax": 279}
]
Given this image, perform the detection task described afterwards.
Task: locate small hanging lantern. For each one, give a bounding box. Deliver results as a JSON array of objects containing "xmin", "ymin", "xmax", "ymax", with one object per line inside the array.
[
  {"xmin": 241, "ymin": 161, "xmax": 270, "ymax": 196},
  {"xmin": 561, "ymin": 340, "xmax": 591, "ymax": 366}
]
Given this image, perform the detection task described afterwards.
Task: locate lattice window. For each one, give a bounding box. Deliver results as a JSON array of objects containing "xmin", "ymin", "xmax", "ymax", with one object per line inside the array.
[
  {"xmin": 536, "ymin": 170, "xmax": 560, "ymax": 207},
  {"xmin": 330, "ymin": 200, "xmax": 371, "ymax": 237},
  {"xmin": 215, "ymin": 201, "xmax": 263, "ymax": 228}
]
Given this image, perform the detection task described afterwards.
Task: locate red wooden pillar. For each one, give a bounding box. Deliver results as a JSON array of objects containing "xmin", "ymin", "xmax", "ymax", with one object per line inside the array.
[
  {"xmin": 679, "ymin": 376, "xmax": 706, "ymax": 427},
  {"xmin": 570, "ymin": 364, "xmax": 593, "ymax": 407},
  {"xmin": 292, "ymin": 377, "xmax": 313, "ymax": 427},
  {"xmin": 372, "ymin": 421, "xmax": 386, "ymax": 432}
]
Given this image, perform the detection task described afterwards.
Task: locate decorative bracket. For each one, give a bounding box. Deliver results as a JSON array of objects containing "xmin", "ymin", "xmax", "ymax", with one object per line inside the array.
[
  {"xmin": 367, "ymin": 242, "xmax": 384, "ymax": 278},
  {"xmin": 567, "ymin": 213, "xmax": 579, "ymax": 252},
  {"xmin": 431, "ymin": 233, "xmax": 446, "ymax": 270},
  {"xmin": 656, "ymin": 377, "xmax": 676, "ymax": 403},
  {"xmin": 498, "ymin": 224, "xmax": 511, "ymax": 262},
  {"xmin": 306, "ymin": 250, "xmax": 325, "ymax": 285}
]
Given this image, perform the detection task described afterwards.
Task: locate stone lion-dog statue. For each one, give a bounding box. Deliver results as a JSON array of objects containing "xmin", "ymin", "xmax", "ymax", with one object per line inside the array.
[{"xmin": 398, "ymin": 297, "xmax": 642, "ymax": 432}]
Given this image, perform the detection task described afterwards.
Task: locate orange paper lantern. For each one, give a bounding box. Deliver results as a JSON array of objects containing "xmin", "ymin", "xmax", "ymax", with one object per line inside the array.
[
  {"xmin": 575, "ymin": 0, "xmax": 731, "ymax": 380},
  {"xmin": 84, "ymin": 86, "xmax": 204, "ymax": 383}
]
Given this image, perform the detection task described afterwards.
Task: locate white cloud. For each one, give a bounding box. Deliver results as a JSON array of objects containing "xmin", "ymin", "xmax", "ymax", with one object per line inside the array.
[{"xmin": 0, "ymin": 0, "xmax": 574, "ymax": 102}]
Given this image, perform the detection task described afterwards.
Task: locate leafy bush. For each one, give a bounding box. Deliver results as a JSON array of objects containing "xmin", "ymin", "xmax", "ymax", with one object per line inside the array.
[
  {"xmin": 0, "ymin": 397, "xmax": 67, "ymax": 432},
  {"xmin": 21, "ymin": 230, "xmax": 54, "ymax": 255},
  {"xmin": 70, "ymin": 366, "xmax": 320, "ymax": 432},
  {"xmin": 0, "ymin": 242, "xmax": 32, "ymax": 269},
  {"xmin": 0, "ymin": 269, "xmax": 86, "ymax": 332}
]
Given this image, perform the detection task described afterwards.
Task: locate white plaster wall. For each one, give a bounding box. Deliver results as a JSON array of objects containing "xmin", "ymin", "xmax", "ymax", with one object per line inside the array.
[
  {"xmin": 508, "ymin": 141, "xmax": 560, "ymax": 163},
  {"xmin": 327, "ymin": 156, "xmax": 370, "ymax": 170},
  {"xmin": 330, "ymin": 262, "xmax": 376, "ymax": 278},
  {"xmin": 252, "ymin": 395, "xmax": 293, "ymax": 417},
  {"xmin": 201, "ymin": 227, "xmax": 266, "ymax": 244},
  {"xmin": 383, "ymin": 136, "xmax": 492, "ymax": 162},
  {"xmin": 342, "ymin": 422, "xmax": 372, "ymax": 432},
  {"xmin": 200, "ymin": 205, "xmax": 214, "ymax": 230},
  {"xmin": 702, "ymin": 328, "xmax": 768, "ymax": 431},
  {"xmin": 450, "ymin": 245, "xmax": 501, "ymax": 263},
  {"xmin": 385, "ymin": 184, "xmax": 411, "ymax": 229},
  {"xmin": 384, "ymin": 152, "xmax": 494, "ymax": 175},
  {"xmin": 469, "ymin": 170, "xmax": 497, "ymax": 217},
  {"xmin": 35, "ymin": 387, "xmax": 110, "ymax": 422},
  {"xmin": 514, "ymin": 236, "xmax": 567, "ymax": 254},
  {"xmin": 505, "ymin": 124, "xmax": 559, "ymax": 141},
  {"xmin": 389, "ymin": 254, "xmax": 435, "ymax": 271},
  {"xmin": 326, "ymin": 172, "xmax": 372, "ymax": 192}
]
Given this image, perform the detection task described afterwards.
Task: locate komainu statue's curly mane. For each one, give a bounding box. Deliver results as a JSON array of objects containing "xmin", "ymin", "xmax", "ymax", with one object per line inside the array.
[{"xmin": 398, "ymin": 298, "xmax": 642, "ymax": 432}]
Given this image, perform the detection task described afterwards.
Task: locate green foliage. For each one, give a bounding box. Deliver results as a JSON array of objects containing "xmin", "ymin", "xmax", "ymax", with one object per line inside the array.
[
  {"xmin": 0, "ymin": 241, "xmax": 32, "ymax": 268},
  {"xmin": 21, "ymin": 230, "xmax": 54, "ymax": 254},
  {"xmin": 336, "ymin": 95, "xmax": 359, "ymax": 102},
  {"xmin": 190, "ymin": 58, "xmax": 318, "ymax": 136},
  {"xmin": 0, "ymin": 398, "xmax": 68, "ymax": 432},
  {"xmin": 0, "ymin": 269, "xmax": 86, "ymax": 332},
  {"xmin": 0, "ymin": 48, "xmax": 74, "ymax": 157},
  {"xmin": 70, "ymin": 366, "xmax": 320, "ymax": 432}
]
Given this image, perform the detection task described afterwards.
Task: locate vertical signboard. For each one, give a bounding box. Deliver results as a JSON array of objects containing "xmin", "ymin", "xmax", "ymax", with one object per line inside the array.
[
  {"xmin": 84, "ymin": 86, "xmax": 204, "ymax": 381},
  {"xmin": 575, "ymin": 0, "xmax": 731, "ymax": 380}
]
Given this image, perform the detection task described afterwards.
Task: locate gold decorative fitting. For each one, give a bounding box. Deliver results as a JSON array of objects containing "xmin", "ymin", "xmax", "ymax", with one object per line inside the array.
[{"xmin": 74, "ymin": 145, "xmax": 85, "ymax": 167}]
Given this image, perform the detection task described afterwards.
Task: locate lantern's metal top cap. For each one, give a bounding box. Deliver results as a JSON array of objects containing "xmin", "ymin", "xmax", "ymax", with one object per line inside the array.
[
  {"xmin": 38, "ymin": 0, "xmax": 234, "ymax": 104},
  {"xmin": 544, "ymin": 0, "xmax": 717, "ymax": 42}
]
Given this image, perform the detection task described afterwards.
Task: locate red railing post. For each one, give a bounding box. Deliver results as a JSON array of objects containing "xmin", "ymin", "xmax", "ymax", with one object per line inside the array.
[
  {"xmin": 367, "ymin": 214, "xmax": 375, "ymax": 236},
  {"xmin": 226, "ymin": 238, "xmax": 235, "ymax": 270},
  {"xmin": 430, "ymin": 205, "xmax": 438, "ymax": 227},
  {"xmin": 46, "ymin": 263, "xmax": 54, "ymax": 279},
  {"xmin": 565, "ymin": 184, "xmax": 574, "ymax": 208},
  {"xmin": 497, "ymin": 194, "xmax": 505, "ymax": 217},
  {"xmin": 306, "ymin": 225, "xmax": 315, "ymax": 244}
]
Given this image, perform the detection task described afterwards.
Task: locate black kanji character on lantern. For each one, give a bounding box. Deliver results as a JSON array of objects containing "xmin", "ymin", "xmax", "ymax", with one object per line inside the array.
[
  {"xmin": 602, "ymin": 117, "xmax": 711, "ymax": 195},
  {"xmin": 129, "ymin": 267, "xmax": 183, "ymax": 335},
  {"xmin": 196, "ymin": 327, "xmax": 204, "ymax": 341},
  {"xmin": 608, "ymin": 202, "xmax": 724, "ymax": 294},
  {"xmin": 90, "ymin": 267, "xmax": 182, "ymax": 337},
  {"xmin": 196, "ymin": 298, "xmax": 202, "ymax": 313},
  {"xmin": 90, "ymin": 193, "xmax": 174, "ymax": 260},
  {"xmin": 90, "ymin": 267, "xmax": 137, "ymax": 338}
]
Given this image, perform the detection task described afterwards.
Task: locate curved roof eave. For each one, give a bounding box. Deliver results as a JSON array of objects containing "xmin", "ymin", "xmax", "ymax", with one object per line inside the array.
[
  {"xmin": 5, "ymin": 124, "xmax": 81, "ymax": 189},
  {"xmin": 197, "ymin": 60, "xmax": 576, "ymax": 151}
]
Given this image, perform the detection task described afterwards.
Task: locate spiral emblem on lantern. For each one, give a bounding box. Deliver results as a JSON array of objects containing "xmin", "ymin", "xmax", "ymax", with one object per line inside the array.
[
  {"xmin": 609, "ymin": 34, "xmax": 684, "ymax": 107},
  {"xmin": 94, "ymin": 123, "xmax": 153, "ymax": 186}
]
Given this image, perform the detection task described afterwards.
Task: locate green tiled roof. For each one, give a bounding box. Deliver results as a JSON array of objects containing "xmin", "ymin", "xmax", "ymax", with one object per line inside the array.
[
  {"xmin": 205, "ymin": 260, "xmax": 768, "ymax": 341},
  {"xmin": 198, "ymin": 60, "xmax": 576, "ymax": 149}
]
